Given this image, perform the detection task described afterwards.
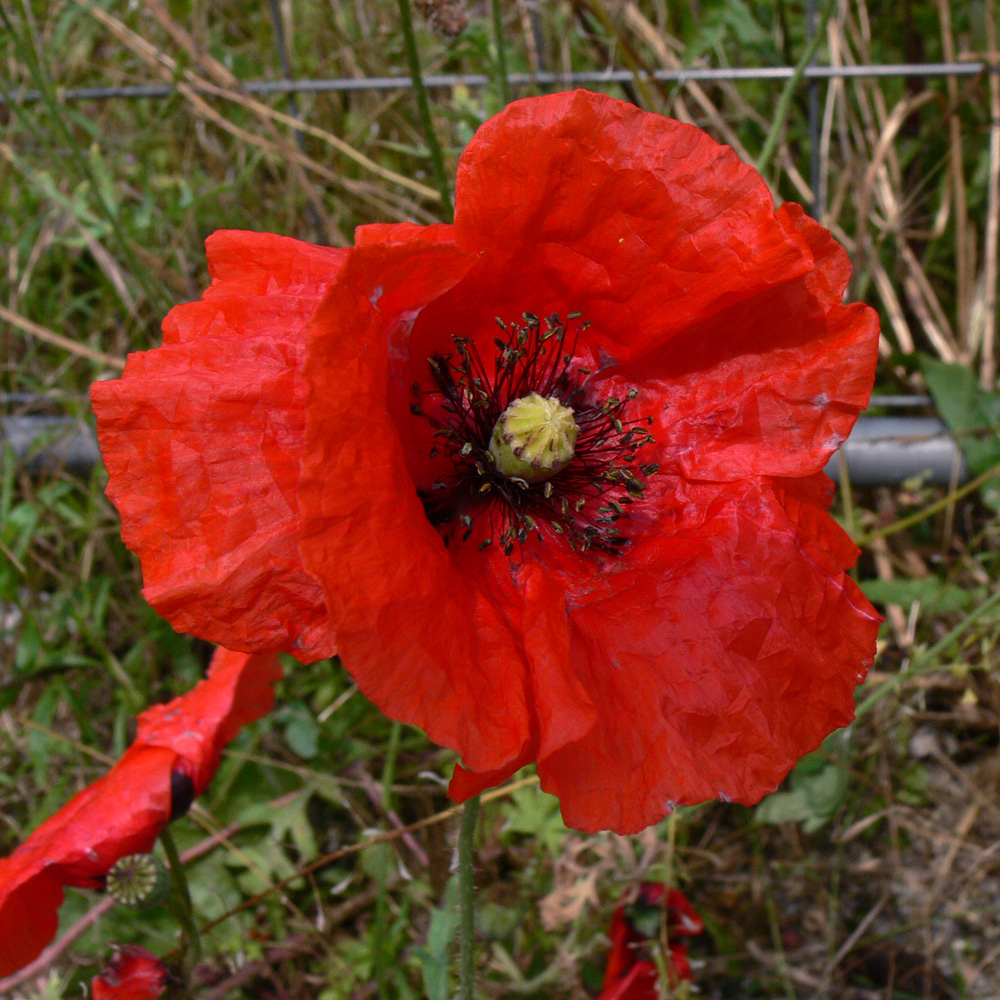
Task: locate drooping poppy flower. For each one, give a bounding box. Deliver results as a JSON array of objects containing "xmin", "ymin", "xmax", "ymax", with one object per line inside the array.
[
  {"xmin": 0, "ymin": 647, "xmax": 281, "ymax": 977},
  {"xmin": 90, "ymin": 88, "xmax": 880, "ymax": 836},
  {"xmin": 598, "ymin": 883, "xmax": 703, "ymax": 997},
  {"xmin": 91, "ymin": 945, "xmax": 169, "ymax": 1000}
]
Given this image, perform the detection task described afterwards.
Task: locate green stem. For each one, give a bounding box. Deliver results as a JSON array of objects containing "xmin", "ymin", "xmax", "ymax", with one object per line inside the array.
[
  {"xmin": 381, "ymin": 720, "xmax": 403, "ymax": 813},
  {"xmin": 491, "ymin": 0, "xmax": 511, "ymax": 106},
  {"xmin": 457, "ymin": 795, "xmax": 481, "ymax": 1000},
  {"xmin": 374, "ymin": 720, "xmax": 402, "ymax": 1000},
  {"xmin": 159, "ymin": 826, "xmax": 202, "ymax": 964},
  {"xmin": 854, "ymin": 587, "xmax": 1000, "ymax": 720},
  {"xmin": 396, "ymin": 0, "xmax": 453, "ymax": 220},
  {"xmin": 854, "ymin": 457, "xmax": 1000, "ymax": 547},
  {"xmin": 755, "ymin": 0, "xmax": 836, "ymax": 176}
]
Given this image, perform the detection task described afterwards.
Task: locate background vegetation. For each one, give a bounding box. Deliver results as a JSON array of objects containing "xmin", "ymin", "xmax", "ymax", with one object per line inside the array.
[{"xmin": 2, "ymin": 0, "xmax": 999, "ymax": 997}]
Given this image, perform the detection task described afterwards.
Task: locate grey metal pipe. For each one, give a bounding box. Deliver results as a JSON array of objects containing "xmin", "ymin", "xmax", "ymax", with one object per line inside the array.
[
  {"xmin": 2, "ymin": 413, "xmax": 970, "ymax": 487},
  {"xmin": 821, "ymin": 416, "xmax": 969, "ymax": 486},
  {"xmin": 1, "ymin": 415, "xmax": 100, "ymax": 475}
]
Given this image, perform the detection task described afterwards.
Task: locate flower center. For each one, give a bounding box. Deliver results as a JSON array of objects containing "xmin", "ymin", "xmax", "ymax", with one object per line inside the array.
[
  {"xmin": 412, "ymin": 311, "xmax": 656, "ymax": 556},
  {"xmin": 488, "ymin": 392, "xmax": 579, "ymax": 483}
]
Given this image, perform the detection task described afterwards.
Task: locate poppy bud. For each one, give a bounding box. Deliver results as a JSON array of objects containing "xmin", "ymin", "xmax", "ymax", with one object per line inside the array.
[
  {"xmin": 489, "ymin": 392, "xmax": 579, "ymax": 483},
  {"xmin": 106, "ymin": 853, "xmax": 170, "ymax": 910}
]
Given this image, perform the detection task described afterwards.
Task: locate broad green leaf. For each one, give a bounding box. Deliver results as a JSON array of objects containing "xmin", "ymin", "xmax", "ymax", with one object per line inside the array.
[
  {"xmin": 500, "ymin": 781, "xmax": 568, "ymax": 856},
  {"xmin": 921, "ymin": 356, "xmax": 1000, "ymax": 509},
  {"xmin": 860, "ymin": 578, "xmax": 986, "ymax": 614},
  {"xmin": 414, "ymin": 877, "xmax": 459, "ymax": 1000}
]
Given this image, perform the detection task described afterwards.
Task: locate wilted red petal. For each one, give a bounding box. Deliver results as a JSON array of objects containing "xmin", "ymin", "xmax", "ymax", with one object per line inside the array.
[
  {"xmin": 91, "ymin": 945, "xmax": 168, "ymax": 1000},
  {"xmin": 137, "ymin": 646, "xmax": 283, "ymax": 795},
  {"xmin": 91, "ymin": 232, "xmax": 345, "ymax": 661},
  {"xmin": 596, "ymin": 961, "xmax": 659, "ymax": 1000},
  {"xmin": 600, "ymin": 883, "xmax": 702, "ymax": 996},
  {"xmin": 0, "ymin": 647, "xmax": 280, "ymax": 977}
]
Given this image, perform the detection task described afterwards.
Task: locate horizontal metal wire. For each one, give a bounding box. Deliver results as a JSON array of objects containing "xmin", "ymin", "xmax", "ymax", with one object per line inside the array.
[{"xmin": 1, "ymin": 61, "xmax": 991, "ymax": 105}]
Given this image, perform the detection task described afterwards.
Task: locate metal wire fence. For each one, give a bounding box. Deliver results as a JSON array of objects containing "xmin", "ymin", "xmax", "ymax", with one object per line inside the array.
[
  {"xmin": 1, "ymin": 60, "xmax": 991, "ymax": 104},
  {"xmin": 3, "ymin": 9, "xmax": 997, "ymax": 487}
]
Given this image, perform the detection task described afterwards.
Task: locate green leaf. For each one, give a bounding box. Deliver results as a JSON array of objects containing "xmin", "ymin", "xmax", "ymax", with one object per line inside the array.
[
  {"xmin": 499, "ymin": 781, "xmax": 568, "ymax": 856},
  {"xmin": 754, "ymin": 764, "xmax": 846, "ymax": 833},
  {"xmin": 414, "ymin": 877, "xmax": 459, "ymax": 1000},
  {"xmin": 278, "ymin": 701, "xmax": 320, "ymax": 759},
  {"xmin": 920, "ymin": 356, "xmax": 1000, "ymax": 509},
  {"xmin": 755, "ymin": 732, "xmax": 851, "ymax": 832},
  {"xmin": 860, "ymin": 578, "xmax": 986, "ymax": 614}
]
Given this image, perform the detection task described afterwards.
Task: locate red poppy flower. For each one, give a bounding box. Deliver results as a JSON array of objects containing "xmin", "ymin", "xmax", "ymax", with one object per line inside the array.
[
  {"xmin": 0, "ymin": 647, "xmax": 281, "ymax": 977},
  {"xmin": 91, "ymin": 89, "xmax": 880, "ymax": 836},
  {"xmin": 91, "ymin": 945, "xmax": 168, "ymax": 1000},
  {"xmin": 599, "ymin": 883, "xmax": 703, "ymax": 997}
]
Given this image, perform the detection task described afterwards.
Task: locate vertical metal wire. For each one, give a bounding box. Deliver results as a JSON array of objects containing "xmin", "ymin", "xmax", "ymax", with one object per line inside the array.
[
  {"xmin": 267, "ymin": 0, "xmax": 325, "ymax": 242},
  {"xmin": 806, "ymin": 0, "xmax": 824, "ymax": 218}
]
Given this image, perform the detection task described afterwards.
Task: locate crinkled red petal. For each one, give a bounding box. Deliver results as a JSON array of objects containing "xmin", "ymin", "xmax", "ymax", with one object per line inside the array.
[
  {"xmin": 354, "ymin": 221, "xmax": 456, "ymax": 246},
  {"xmin": 299, "ymin": 241, "xmax": 539, "ymax": 774},
  {"xmin": 450, "ymin": 89, "xmax": 813, "ymax": 363},
  {"xmin": 0, "ymin": 647, "xmax": 280, "ymax": 977},
  {"xmin": 91, "ymin": 231, "xmax": 344, "ymax": 661},
  {"xmin": 448, "ymin": 754, "xmax": 531, "ymax": 804},
  {"xmin": 614, "ymin": 201, "xmax": 879, "ymax": 482},
  {"xmin": 91, "ymin": 945, "xmax": 168, "ymax": 1000},
  {"xmin": 447, "ymin": 562, "xmax": 598, "ymax": 800},
  {"xmin": 532, "ymin": 479, "xmax": 879, "ymax": 834}
]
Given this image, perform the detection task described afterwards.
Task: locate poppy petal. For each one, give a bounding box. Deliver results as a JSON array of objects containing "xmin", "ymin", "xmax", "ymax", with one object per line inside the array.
[
  {"xmin": 453, "ymin": 90, "xmax": 812, "ymax": 362},
  {"xmin": 137, "ymin": 646, "xmax": 283, "ymax": 795},
  {"xmin": 0, "ymin": 647, "xmax": 281, "ymax": 977},
  {"xmin": 354, "ymin": 221, "xmax": 457, "ymax": 246},
  {"xmin": 91, "ymin": 231, "xmax": 345, "ymax": 661},
  {"xmin": 624, "ymin": 202, "xmax": 879, "ymax": 481},
  {"xmin": 448, "ymin": 561, "xmax": 598, "ymax": 800},
  {"xmin": 536, "ymin": 480, "xmax": 880, "ymax": 833},
  {"xmin": 596, "ymin": 961, "xmax": 659, "ymax": 1000},
  {"xmin": 0, "ymin": 745, "xmax": 175, "ymax": 977},
  {"xmin": 299, "ymin": 242, "xmax": 537, "ymax": 773}
]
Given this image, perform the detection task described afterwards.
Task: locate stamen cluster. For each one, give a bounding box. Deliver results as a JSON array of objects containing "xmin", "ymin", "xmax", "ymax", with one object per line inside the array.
[{"xmin": 411, "ymin": 312, "xmax": 657, "ymax": 555}]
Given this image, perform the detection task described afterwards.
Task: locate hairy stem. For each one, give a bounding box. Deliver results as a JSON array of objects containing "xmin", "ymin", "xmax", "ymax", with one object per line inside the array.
[
  {"xmin": 396, "ymin": 0, "xmax": 453, "ymax": 219},
  {"xmin": 160, "ymin": 826, "xmax": 202, "ymax": 964},
  {"xmin": 457, "ymin": 794, "xmax": 481, "ymax": 1000}
]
